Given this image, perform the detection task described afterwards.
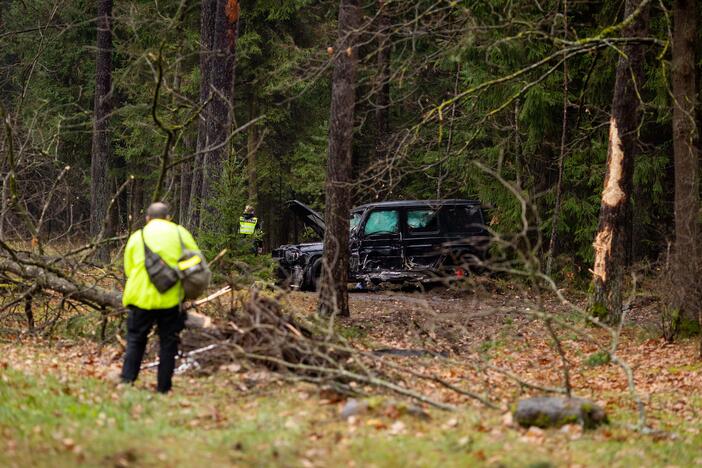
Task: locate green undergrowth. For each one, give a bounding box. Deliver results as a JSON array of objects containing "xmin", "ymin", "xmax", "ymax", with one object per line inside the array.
[{"xmin": 1, "ymin": 366, "xmax": 701, "ymax": 467}]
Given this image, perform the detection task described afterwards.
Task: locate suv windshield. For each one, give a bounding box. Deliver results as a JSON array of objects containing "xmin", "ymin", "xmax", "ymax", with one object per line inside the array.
[{"xmin": 350, "ymin": 213, "xmax": 362, "ymax": 231}]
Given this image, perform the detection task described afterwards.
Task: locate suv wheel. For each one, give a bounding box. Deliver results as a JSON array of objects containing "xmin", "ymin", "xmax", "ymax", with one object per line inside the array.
[{"xmin": 302, "ymin": 257, "xmax": 323, "ymax": 291}]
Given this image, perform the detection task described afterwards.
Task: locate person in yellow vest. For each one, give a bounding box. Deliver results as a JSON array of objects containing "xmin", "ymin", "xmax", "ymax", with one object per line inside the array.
[
  {"xmin": 120, "ymin": 202, "xmax": 201, "ymax": 393},
  {"xmin": 238, "ymin": 204, "xmax": 262, "ymax": 253}
]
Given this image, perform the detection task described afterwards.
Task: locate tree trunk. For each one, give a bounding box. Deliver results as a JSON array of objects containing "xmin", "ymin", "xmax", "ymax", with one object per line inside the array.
[
  {"xmin": 179, "ymin": 159, "xmax": 192, "ymax": 226},
  {"xmin": 0, "ymin": 172, "xmax": 9, "ymax": 240},
  {"xmin": 247, "ymin": 94, "xmax": 259, "ymax": 205},
  {"xmin": 24, "ymin": 292, "xmax": 34, "ymax": 331},
  {"xmin": 590, "ymin": 0, "xmax": 649, "ymax": 323},
  {"xmin": 318, "ymin": 0, "xmax": 361, "ymax": 318},
  {"xmin": 129, "ymin": 175, "xmax": 145, "ymax": 231},
  {"xmin": 671, "ymin": 0, "xmax": 700, "ymax": 339},
  {"xmin": 90, "ymin": 0, "xmax": 113, "ymax": 262},
  {"xmin": 188, "ymin": 0, "xmax": 217, "ymax": 232},
  {"xmin": 545, "ymin": 0, "xmax": 569, "ymax": 277},
  {"xmin": 200, "ymin": 0, "xmax": 239, "ymax": 230},
  {"xmin": 374, "ymin": 0, "xmax": 390, "ymax": 162}
]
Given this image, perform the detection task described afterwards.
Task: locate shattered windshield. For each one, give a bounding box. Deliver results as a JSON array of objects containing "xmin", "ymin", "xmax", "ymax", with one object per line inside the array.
[
  {"xmin": 364, "ymin": 210, "xmax": 399, "ymax": 235},
  {"xmin": 350, "ymin": 213, "xmax": 361, "ymax": 231}
]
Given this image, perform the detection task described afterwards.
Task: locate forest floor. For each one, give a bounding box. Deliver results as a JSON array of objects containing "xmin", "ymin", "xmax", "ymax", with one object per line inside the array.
[{"xmin": 2, "ymin": 284, "xmax": 702, "ymax": 467}]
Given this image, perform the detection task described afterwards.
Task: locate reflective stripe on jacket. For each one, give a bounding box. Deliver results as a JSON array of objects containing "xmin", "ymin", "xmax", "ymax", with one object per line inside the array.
[
  {"xmin": 122, "ymin": 219, "xmax": 200, "ymax": 309},
  {"xmin": 239, "ymin": 216, "xmax": 258, "ymax": 235}
]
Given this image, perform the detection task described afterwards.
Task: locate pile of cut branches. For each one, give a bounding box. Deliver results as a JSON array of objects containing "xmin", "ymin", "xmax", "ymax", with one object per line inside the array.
[{"xmin": 182, "ymin": 287, "xmax": 492, "ymax": 411}]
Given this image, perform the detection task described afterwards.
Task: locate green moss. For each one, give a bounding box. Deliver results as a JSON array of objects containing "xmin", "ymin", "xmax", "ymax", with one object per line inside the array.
[
  {"xmin": 337, "ymin": 325, "xmax": 367, "ymax": 340},
  {"xmin": 585, "ymin": 351, "xmax": 611, "ymax": 367},
  {"xmin": 557, "ymin": 414, "xmax": 579, "ymax": 426},
  {"xmin": 531, "ymin": 412, "xmax": 554, "ymax": 428},
  {"xmin": 676, "ymin": 316, "xmax": 700, "ymax": 338},
  {"xmin": 588, "ymin": 302, "xmax": 608, "ymax": 321},
  {"xmin": 667, "ymin": 362, "xmax": 702, "ymax": 374}
]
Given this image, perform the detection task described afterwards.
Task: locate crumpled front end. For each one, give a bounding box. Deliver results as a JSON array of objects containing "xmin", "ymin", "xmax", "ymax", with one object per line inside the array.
[{"xmin": 272, "ymin": 243, "xmax": 322, "ymax": 290}]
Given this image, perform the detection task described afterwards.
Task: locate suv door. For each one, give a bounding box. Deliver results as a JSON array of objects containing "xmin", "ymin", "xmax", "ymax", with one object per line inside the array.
[
  {"xmin": 356, "ymin": 208, "xmax": 403, "ymax": 271},
  {"xmin": 439, "ymin": 204, "xmax": 489, "ymax": 265},
  {"xmin": 403, "ymin": 206, "xmax": 444, "ymax": 270}
]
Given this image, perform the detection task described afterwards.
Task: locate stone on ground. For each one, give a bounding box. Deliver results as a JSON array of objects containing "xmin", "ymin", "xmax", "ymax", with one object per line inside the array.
[{"xmin": 513, "ymin": 396, "xmax": 607, "ymax": 429}]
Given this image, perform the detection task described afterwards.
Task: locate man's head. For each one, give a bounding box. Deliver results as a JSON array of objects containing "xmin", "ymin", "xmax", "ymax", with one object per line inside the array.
[
  {"xmin": 146, "ymin": 202, "xmax": 171, "ymax": 222},
  {"xmin": 244, "ymin": 204, "xmax": 255, "ymax": 215}
]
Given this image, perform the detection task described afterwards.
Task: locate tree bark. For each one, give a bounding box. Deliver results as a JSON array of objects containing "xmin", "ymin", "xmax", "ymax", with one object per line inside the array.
[
  {"xmin": 247, "ymin": 94, "xmax": 259, "ymax": 205},
  {"xmin": 671, "ymin": 0, "xmax": 699, "ymax": 337},
  {"xmin": 179, "ymin": 159, "xmax": 192, "ymax": 226},
  {"xmin": 590, "ymin": 0, "xmax": 648, "ymax": 323},
  {"xmin": 188, "ymin": 0, "xmax": 217, "ymax": 232},
  {"xmin": 0, "ymin": 256, "xmax": 123, "ymax": 310},
  {"xmin": 545, "ymin": 0, "xmax": 569, "ymax": 277},
  {"xmin": 90, "ymin": 0, "xmax": 113, "ymax": 262},
  {"xmin": 374, "ymin": 0, "xmax": 390, "ymax": 162},
  {"xmin": 24, "ymin": 292, "xmax": 34, "ymax": 331},
  {"xmin": 200, "ymin": 0, "xmax": 239, "ymax": 229},
  {"xmin": 318, "ymin": 0, "xmax": 361, "ymax": 318}
]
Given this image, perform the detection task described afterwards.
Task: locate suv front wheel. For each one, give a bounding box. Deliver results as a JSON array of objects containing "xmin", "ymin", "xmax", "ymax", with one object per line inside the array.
[{"xmin": 301, "ymin": 257, "xmax": 323, "ymax": 291}]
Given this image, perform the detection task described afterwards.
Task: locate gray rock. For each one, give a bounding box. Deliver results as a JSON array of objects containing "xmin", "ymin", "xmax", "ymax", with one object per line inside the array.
[
  {"xmin": 513, "ymin": 396, "xmax": 607, "ymax": 429},
  {"xmin": 405, "ymin": 404, "xmax": 430, "ymax": 420},
  {"xmin": 339, "ymin": 399, "xmax": 368, "ymax": 419}
]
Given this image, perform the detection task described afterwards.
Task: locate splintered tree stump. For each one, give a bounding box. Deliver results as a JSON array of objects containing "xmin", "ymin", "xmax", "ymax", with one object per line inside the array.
[{"xmin": 513, "ymin": 397, "xmax": 608, "ymax": 429}]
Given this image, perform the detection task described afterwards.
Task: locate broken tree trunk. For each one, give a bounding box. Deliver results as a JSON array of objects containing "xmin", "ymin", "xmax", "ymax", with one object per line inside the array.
[{"xmin": 590, "ymin": 0, "xmax": 648, "ymax": 323}]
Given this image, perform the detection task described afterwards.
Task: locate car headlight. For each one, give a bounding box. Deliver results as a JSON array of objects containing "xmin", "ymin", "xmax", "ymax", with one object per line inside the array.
[{"xmin": 285, "ymin": 249, "xmax": 301, "ymax": 262}]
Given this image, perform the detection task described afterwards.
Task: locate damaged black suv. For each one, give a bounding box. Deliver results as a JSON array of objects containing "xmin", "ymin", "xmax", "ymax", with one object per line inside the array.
[{"xmin": 272, "ymin": 199, "xmax": 490, "ymax": 290}]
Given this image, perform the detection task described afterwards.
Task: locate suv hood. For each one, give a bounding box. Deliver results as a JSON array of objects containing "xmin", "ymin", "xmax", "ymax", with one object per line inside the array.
[{"xmin": 288, "ymin": 200, "xmax": 325, "ymax": 237}]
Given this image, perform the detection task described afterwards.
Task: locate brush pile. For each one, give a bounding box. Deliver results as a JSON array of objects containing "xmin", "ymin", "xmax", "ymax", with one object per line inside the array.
[
  {"xmin": 179, "ymin": 287, "xmax": 487, "ymax": 410},
  {"xmin": 182, "ymin": 288, "xmax": 352, "ymax": 382}
]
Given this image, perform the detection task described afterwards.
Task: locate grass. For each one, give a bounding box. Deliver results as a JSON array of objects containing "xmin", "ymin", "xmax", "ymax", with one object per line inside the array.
[{"xmin": 2, "ymin": 364, "xmax": 702, "ymax": 467}]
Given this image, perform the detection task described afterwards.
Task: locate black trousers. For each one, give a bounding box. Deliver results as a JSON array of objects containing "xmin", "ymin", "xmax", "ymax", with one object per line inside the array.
[{"xmin": 121, "ymin": 305, "xmax": 185, "ymax": 393}]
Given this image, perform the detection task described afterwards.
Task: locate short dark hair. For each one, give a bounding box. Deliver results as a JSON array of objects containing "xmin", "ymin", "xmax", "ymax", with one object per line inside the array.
[{"xmin": 146, "ymin": 202, "xmax": 170, "ymax": 220}]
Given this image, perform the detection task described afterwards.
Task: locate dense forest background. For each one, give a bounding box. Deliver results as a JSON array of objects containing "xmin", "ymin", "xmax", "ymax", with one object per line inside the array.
[
  {"xmin": 5, "ymin": 4, "xmax": 702, "ymax": 463},
  {"xmin": 0, "ymin": 0, "xmax": 698, "ymax": 292}
]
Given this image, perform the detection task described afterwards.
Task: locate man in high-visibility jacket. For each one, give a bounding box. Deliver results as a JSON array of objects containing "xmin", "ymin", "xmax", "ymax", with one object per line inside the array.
[
  {"xmin": 238, "ymin": 204, "xmax": 262, "ymax": 253},
  {"xmin": 120, "ymin": 202, "xmax": 201, "ymax": 393}
]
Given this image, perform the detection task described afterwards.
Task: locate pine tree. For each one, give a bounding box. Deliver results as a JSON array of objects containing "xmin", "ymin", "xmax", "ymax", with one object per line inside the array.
[
  {"xmin": 671, "ymin": 0, "xmax": 699, "ymax": 341},
  {"xmin": 318, "ymin": 0, "xmax": 361, "ymax": 318},
  {"xmin": 591, "ymin": 0, "xmax": 649, "ymax": 322},
  {"xmin": 90, "ymin": 0, "xmax": 114, "ymax": 261}
]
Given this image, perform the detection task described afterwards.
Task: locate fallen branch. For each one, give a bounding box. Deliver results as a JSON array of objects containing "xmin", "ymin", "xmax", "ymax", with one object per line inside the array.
[{"xmin": 0, "ymin": 255, "xmax": 123, "ymax": 310}]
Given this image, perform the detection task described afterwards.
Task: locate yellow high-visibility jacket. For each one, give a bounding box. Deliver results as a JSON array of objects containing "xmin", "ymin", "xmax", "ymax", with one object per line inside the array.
[
  {"xmin": 122, "ymin": 219, "xmax": 200, "ymax": 310},
  {"xmin": 238, "ymin": 216, "xmax": 258, "ymax": 235}
]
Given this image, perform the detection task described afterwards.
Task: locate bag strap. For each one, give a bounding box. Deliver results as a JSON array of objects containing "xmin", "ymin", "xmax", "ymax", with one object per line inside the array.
[{"xmin": 140, "ymin": 229, "xmax": 151, "ymax": 255}]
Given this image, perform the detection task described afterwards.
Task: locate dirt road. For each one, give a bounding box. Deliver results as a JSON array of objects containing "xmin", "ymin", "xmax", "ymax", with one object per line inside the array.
[{"xmin": 284, "ymin": 287, "xmax": 538, "ymax": 354}]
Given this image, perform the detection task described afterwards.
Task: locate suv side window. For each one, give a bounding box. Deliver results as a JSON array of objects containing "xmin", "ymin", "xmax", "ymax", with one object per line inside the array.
[
  {"xmin": 407, "ymin": 209, "xmax": 439, "ymax": 234},
  {"xmin": 364, "ymin": 210, "xmax": 399, "ymax": 235},
  {"xmin": 440, "ymin": 205, "xmax": 484, "ymax": 233}
]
